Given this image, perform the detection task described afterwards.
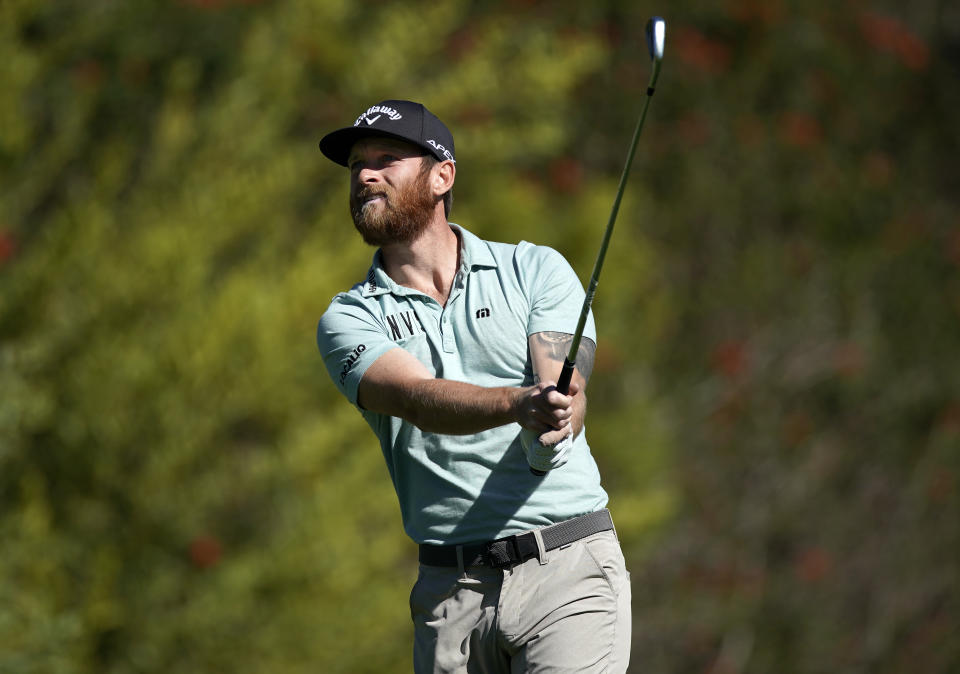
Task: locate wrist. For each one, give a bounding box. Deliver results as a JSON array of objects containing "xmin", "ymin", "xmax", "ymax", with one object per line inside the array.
[{"xmin": 508, "ymin": 386, "xmax": 531, "ymax": 426}]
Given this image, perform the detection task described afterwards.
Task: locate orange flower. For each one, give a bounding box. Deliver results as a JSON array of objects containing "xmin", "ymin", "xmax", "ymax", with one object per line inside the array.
[
  {"xmin": 779, "ymin": 112, "xmax": 822, "ymax": 148},
  {"xmin": 794, "ymin": 546, "xmax": 833, "ymax": 583},
  {"xmin": 548, "ymin": 157, "xmax": 583, "ymax": 195},
  {"xmin": 72, "ymin": 59, "xmax": 104, "ymax": 90},
  {"xmin": 936, "ymin": 401, "xmax": 960, "ymax": 434},
  {"xmin": 859, "ymin": 11, "xmax": 930, "ymax": 71},
  {"xmin": 189, "ymin": 535, "xmax": 223, "ymax": 569},
  {"xmin": 444, "ymin": 27, "xmax": 478, "ymax": 62},
  {"xmin": 674, "ymin": 27, "xmax": 731, "ymax": 74},
  {"xmin": 0, "ymin": 231, "xmax": 15, "ymax": 264},
  {"xmin": 727, "ymin": 0, "xmax": 785, "ymax": 25},
  {"xmin": 712, "ymin": 340, "xmax": 747, "ymax": 378}
]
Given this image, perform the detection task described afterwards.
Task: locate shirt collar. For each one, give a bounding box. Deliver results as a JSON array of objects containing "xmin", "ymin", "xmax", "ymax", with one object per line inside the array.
[
  {"xmin": 360, "ymin": 223, "xmax": 498, "ymax": 297},
  {"xmin": 451, "ymin": 223, "xmax": 498, "ymax": 272}
]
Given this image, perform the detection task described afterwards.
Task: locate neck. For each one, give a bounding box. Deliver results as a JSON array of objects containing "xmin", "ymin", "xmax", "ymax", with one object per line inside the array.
[{"xmin": 380, "ymin": 217, "xmax": 460, "ymax": 305}]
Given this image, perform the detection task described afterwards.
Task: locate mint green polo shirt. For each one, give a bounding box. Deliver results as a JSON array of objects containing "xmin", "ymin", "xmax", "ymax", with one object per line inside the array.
[{"xmin": 317, "ymin": 224, "xmax": 608, "ymax": 545}]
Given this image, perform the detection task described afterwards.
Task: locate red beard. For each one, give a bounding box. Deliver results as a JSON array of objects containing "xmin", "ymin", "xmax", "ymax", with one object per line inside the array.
[{"xmin": 350, "ymin": 165, "xmax": 438, "ymax": 247}]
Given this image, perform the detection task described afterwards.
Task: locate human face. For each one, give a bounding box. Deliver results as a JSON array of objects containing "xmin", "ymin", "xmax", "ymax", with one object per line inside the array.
[{"xmin": 348, "ymin": 138, "xmax": 438, "ymax": 247}]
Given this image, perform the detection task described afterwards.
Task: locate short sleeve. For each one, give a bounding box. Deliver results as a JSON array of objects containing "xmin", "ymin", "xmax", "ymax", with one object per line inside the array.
[
  {"xmin": 517, "ymin": 244, "xmax": 597, "ymax": 343},
  {"xmin": 317, "ymin": 295, "xmax": 399, "ymax": 406}
]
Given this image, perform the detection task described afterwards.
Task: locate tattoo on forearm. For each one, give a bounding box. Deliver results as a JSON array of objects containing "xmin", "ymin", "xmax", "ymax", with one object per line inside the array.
[
  {"xmin": 534, "ymin": 332, "xmax": 596, "ymax": 383},
  {"xmin": 534, "ymin": 332, "xmax": 569, "ymax": 361},
  {"xmin": 576, "ymin": 338, "xmax": 596, "ymax": 383}
]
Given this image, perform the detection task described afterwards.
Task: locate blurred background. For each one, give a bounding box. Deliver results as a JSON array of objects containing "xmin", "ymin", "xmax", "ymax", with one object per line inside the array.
[{"xmin": 2, "ymin": 0, "xmax": 958, "ymax": 672}]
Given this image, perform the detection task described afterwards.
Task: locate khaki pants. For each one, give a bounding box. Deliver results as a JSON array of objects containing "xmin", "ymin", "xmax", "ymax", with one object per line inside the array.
[{"xmin": 410, "ymin": 530, "xmax": 631, "ymax": 673}]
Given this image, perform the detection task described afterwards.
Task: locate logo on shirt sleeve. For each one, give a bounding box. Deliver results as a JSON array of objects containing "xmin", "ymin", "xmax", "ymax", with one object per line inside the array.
[
  {"xmin": 385, "ymin": 310, "xmax": 426, "ymax": 341},
  {"xmin": 339, "ymin": 344, "xmax": 366, "ymax": 384}
]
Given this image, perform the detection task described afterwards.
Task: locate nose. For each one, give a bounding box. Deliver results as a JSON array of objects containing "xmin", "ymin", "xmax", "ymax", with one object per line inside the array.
[{"xmin": 355, "ymin": 164, "xmax": 381, "ymax": 185}]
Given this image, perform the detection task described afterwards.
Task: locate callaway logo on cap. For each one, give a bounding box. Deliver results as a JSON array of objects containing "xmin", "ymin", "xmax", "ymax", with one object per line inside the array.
[{"xmin": 319, "ymin": 99, "xmax": 456, "ymax": 167}]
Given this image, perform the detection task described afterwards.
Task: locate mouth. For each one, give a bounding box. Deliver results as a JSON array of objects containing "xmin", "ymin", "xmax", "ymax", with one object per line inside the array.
[{"xmin": 356, "ymin": 191, "xmax": 387, "ymax": 208}]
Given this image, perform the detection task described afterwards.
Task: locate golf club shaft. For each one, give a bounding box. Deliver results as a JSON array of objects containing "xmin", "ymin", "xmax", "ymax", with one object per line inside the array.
[
  {"xmin": 555, "ymin": 61, "xmax": 662, "ymax": 396},
  {"xmin": 531, "ymin": 17, "xmax": 664, "ymax": 477}
]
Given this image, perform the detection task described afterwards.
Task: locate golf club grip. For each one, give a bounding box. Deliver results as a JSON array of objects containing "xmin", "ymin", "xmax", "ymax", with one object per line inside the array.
[
  {"xmin": 529, "ymin": 358, "xmax": 578, "ymax": 476},
  {"xmin": 556, "ymin": 358, "xmax": 576, "ymax": 395}
]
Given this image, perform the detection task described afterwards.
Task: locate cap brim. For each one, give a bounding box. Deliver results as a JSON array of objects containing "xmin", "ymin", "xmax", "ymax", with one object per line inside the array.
[{"xmin": 319, "ymin": 127, "xmax": 429, "ymax": 167}]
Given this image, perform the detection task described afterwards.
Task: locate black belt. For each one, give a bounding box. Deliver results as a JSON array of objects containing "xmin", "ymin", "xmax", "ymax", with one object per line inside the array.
[{"xmin": 419, "ymin": 509, "xmax": 614, "ymax": 569}]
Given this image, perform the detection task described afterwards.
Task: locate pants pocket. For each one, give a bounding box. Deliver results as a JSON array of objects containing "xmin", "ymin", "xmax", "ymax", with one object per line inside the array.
[{"xmin": 583, "ymin": 532, "xmax": 629, "ymax": 595}]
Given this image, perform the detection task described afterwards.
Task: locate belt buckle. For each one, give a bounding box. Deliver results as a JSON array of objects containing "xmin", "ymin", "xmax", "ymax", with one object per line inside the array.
[{"xmin": 485, "ymin": 538, "xmax": 517, "ymax": 568}]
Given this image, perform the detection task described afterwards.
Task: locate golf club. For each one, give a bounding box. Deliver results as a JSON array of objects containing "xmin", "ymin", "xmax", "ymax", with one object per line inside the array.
[{"xmin": 531, "ymin": 16, "xmax": 665, "ymax": 476}]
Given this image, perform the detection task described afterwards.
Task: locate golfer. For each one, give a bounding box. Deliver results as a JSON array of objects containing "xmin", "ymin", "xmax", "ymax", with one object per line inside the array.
[{"xmin": 317, "ymin": 99, "xmax": 630, "ymax": 673}]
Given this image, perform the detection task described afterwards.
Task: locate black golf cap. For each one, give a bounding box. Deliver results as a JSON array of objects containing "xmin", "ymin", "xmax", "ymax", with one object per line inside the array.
[{"xmin": 319, "ymin": 99, "xmax": 455, "ymax": 167}]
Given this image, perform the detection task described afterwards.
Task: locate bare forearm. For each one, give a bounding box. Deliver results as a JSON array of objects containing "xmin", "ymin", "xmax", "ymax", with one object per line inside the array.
[
  {"xmin": 569, "ymin": 387, "xmax": 587, "ymax": 438},
  {"xmin": 357, "ymin": 347, "xmax": 571, "ymax": 435},
  {"xmin": 401, "ymin": 378, "xmax": 523, "ymax": 434},
  {"xmin": 529, "ymin": 331, "xmax": 594, "ymax": 441}
]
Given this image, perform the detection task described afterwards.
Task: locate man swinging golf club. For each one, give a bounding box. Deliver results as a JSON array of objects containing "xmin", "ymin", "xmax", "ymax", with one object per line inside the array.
[
  {"xmin": 316, "ymin": 98, "xmax": 629, "ymax": 672},
  {"xmin": 316, "ymin": 18, "xmax": 665, "ymax": 672}
]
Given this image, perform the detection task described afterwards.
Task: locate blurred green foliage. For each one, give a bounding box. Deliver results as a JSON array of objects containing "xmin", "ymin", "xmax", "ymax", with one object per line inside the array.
[{"xmin": 2, "ymin": 0, "xmax": 958, "ymax": 672}]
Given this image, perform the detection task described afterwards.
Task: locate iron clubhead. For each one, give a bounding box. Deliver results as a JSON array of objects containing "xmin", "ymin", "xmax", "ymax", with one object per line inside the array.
[{"xmin": 645, "ymin": 16, "xmax": 666, "ymax": 62}]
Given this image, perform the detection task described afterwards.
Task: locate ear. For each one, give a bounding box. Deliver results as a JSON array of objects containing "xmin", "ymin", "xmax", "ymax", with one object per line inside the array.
[{"xmin": 432, "ymin": 160, "xmax": 456, "ymax": 197}]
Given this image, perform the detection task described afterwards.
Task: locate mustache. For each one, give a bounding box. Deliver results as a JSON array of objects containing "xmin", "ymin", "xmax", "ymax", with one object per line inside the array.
[{"xmin": 352, "ymin": 185, "xmax": 390, "ymax": 205}]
